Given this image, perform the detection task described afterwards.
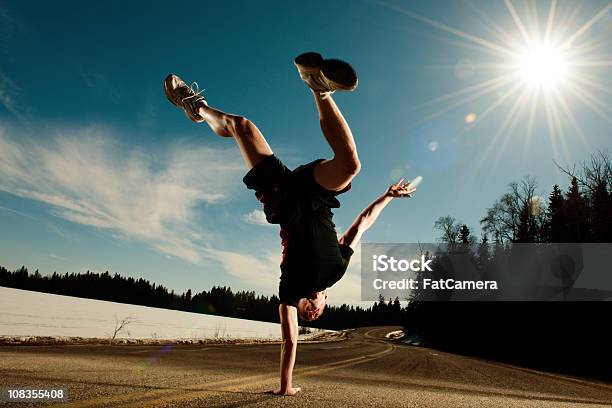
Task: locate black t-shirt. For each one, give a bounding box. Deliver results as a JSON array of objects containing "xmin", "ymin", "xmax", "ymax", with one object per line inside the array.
[{"xmin": 277, "ymin": 159, "xmax": 354, "ymax": 306}]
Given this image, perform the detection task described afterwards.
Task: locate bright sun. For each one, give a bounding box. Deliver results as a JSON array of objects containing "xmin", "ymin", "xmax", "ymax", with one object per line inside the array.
[
  {"xmin": 393, "ymin": 0, "xmax": 612, "ymax": 166},
  {"xmin": 518, "ymin": 43, "xmax": 568, "ymax": 88}
]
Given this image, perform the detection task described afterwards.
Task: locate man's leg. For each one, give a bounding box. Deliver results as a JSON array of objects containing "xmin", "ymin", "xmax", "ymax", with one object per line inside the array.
[
  {"xmin": 198, "ymin": 103, "xmax": 273, "ymax": 170},
  {"xmin": 311, "ymin": 91, "xmax": 361, "ymax": 191}
]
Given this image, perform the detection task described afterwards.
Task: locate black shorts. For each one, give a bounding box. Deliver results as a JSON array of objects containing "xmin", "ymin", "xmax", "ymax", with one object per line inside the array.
[
  {"xmin": 244, "ymin": 155, "xmax": 354, "ymax": 305},
  {"xmin": 242, "ymin": 154, "xmax": 350, "ymax": 224}
]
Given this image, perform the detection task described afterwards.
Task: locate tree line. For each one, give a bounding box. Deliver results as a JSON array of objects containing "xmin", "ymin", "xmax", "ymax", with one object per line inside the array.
[
  {"xmin": 0, "ymin": 265, "xmax": 403, "ymax": 330},
  {"xmin": 404, "ymin": 150, "xmax": 612, "ymax": 381},
  {"xmin": 432, "ymin": 150, "xmax": 611, "ymax": 247}
]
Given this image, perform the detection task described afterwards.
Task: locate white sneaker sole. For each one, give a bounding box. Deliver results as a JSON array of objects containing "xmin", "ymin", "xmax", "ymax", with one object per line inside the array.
[{"xmin": 294, "ymin": 52, "xmax": 358, "ymax": 92}]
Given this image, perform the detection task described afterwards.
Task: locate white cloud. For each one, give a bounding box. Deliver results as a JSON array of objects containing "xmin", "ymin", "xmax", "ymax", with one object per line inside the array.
[
  {"xmin": 78, "ymin": 69, "xmax": 124, "ymax": 103},
  {"xmin": 204, "ymin": 248, "xmax": 280, "ymax": 295},
  {"xmin": 48, "ymin": 253, "xmax": 68, "ymax": 261},
  {"xmin": 204, "ymin": 245, "xmax": 366, "ymax": 305},
  {"xmin": 207, "ymin": 239, "xmax": 367, "ymax": 305},
  {"xmin": 0, "ymin": 72, "xmax": 28, "ymax": 126},
  {"xmin": 326, "ymin": 244, "xmax": 366, "ymax": 306},
  {"xmin": 241, "ymin": 209, "xmax": 275, "ymax": 227},
  {"xmin": 0, "ymin": 123, "xmax": 244, "ymax": 263},
  {"xmin": 0, "ymin": 3, "xmax": 25, "ymax": 52},
  {"xmin": 327, "ymin": 274, "xmax": 365, "ymax": 306},
  {"xmin": 0, "ymin": 204, "xmax": 37, "ymax": 221},
  {"xmin": 0, "ymin": 123, "xmax": 365, "ymax": 304}
]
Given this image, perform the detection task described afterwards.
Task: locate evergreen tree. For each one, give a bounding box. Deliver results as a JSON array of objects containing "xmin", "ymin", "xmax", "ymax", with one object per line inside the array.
[
  {"xmin": 565, "ymin": 177, "xmax": 590, "ymax": 242},
  {"xmin": 545, "ymin": 184, "xmax": 565, "ymax": 242},
  {"xmin": 516, "ymin": 201, "xmax": 535, "ymax": 242},
  {"xmin": 491, "ymin": 233, "xmax": 505, "ymax": 264},
  {"xmin": 590, "ymin": 179, "xmax": 611, "ymax": 242},
  {"xmin": 459, "ymin": 225, "xmax": 471, "ymax": 244},
  {"xmin": 476, "ymin": 234, "xmax": 490, "ymax": 272}
]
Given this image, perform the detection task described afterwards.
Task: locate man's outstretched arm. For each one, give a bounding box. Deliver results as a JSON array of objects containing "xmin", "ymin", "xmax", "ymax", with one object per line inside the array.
[
  {"xmin": 339, "ymin": 179, "xmax": 416, "ymax": 250},
  {"xmin": 273, "ymin": 304, "xmax": 301, "ymax": 396}
]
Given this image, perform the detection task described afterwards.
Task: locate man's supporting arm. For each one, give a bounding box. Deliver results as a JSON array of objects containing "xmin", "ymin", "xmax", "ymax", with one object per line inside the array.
[
  {"xmin": 339, "ymin": 179, "xmax": 415, "ymax": 250},
  {"xmin": 273, "ymin": 304, "xmax": 301, "ymax": 396}
]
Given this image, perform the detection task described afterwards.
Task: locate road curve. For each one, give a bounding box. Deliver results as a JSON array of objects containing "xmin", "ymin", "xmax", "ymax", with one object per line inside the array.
[{"xmin": 1, "ymin": 326, "xmax": 611, "ymax": 407}]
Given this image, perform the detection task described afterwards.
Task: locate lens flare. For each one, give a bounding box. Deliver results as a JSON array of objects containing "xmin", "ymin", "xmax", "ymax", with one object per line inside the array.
[{"xmin": 382, "ymin": 1, "xmax": 612, "ymax": 171}]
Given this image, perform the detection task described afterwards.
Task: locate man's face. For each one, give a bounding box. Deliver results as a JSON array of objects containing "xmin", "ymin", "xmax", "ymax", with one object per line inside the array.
[{"xmin": 297, "ymin": 291, "xmax": 327, "ymax": 321}]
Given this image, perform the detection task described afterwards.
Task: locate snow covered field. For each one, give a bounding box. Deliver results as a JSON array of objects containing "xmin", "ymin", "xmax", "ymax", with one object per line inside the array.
[{"xmin": 0, "ymin": 287, "xmax": 324, "ymax": 341}]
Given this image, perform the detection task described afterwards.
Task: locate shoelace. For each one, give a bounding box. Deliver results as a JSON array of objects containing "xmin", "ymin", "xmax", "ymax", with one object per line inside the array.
[
  {"xmin": 306, "ymin": 74, "xmax": 335, "ymax": 99},
  {"xmin": 181, "ymin": 81, "xmax": 206, "ymax": 104},
  {"xmin": 320, "ymin": 90, "xmax": 335, "ymax": 100}
]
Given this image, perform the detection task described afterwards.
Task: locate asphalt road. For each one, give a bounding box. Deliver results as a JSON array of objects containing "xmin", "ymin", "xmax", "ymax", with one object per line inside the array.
[{"xmin": 1, "ymin": 327, "xmax": 611, "ymax": 407}]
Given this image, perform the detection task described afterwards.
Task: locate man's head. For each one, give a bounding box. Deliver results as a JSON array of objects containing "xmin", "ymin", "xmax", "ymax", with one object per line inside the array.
[{"xmin": 296, "ymin": 291, "xmax": 327, "ymax": 321}]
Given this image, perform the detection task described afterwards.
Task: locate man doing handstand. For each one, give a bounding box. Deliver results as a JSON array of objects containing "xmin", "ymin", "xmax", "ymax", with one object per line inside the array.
[{"xmin": 164, "ymin": 52, "xmax": 417, "ymax": 396}]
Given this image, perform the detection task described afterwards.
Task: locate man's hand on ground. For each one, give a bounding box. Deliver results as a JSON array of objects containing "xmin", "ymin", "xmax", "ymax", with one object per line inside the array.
[{"xmin": 272, "ymin": 386, "xmax": 302, "ymax": 396}]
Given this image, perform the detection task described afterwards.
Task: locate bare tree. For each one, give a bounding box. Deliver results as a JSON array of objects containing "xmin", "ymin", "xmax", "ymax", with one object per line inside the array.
[
  {"xmin": 434, "ymin": 216, "xmax": 462, "ymax": 246},
  {"xmin": 109, "ymin": 316, "xmax": 134, "ymax": 344},
  {"xmin": 481, "ymin": 176, "xmax": 541, "ymax": 243},
  {"xmin": 555, "ymin": 149, "xmax": 611, "ymax": 196}
]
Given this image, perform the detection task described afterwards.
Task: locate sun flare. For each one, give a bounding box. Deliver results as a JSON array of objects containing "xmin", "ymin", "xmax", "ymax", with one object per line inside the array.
[
  {"xmin": 388, "ymin": 0, "xmax": 612, "ymax": 167},
  {"xmin": 518, "ymin": 43, "xmax": 568, "ymax": 88}
]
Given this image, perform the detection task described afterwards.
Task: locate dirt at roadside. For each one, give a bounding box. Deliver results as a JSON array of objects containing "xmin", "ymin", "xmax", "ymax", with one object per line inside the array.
[{"xmin": 0, "ymin": 330, "xmax": 346, "ymax": 346}]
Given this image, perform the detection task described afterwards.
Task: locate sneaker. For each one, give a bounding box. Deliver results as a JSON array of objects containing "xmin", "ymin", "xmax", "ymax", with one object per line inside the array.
[
  {"xmin": 164, "ymin": 74, "xmax": 207, "ymax": 123},
  {"xmin": 294, "ymin": 52, "xmax": 358, "ymax": 94}
]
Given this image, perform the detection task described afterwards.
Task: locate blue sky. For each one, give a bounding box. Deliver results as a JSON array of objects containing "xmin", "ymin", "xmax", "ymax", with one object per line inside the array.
[{"xmin": 0, "ymin": 0, "xmax": 610, "ymax": 304}]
